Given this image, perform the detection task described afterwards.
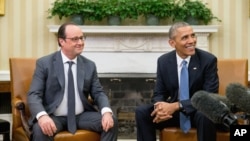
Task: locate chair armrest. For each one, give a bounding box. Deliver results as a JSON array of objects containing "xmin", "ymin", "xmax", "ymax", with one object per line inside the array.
[{"xmin": 15, "ymin": 101, "xmax": 32, "ymax": 138}]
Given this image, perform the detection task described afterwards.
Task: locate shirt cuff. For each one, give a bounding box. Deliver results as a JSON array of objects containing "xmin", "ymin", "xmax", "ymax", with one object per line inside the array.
[
  {"xmin": 36, "ymin": 111, "xmax": 48, "ymax": 120},
  {"xmin": 101, "ymin": 107, "xmax": 113, "ymax": 115}
]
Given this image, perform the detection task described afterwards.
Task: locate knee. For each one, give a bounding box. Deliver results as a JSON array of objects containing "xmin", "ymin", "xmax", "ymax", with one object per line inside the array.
[
  {"xmin": 31, "ymin": 123, "xmax": 48, "ymax": 139},
  {"xmin": 32, "ymin": 123, "xmax": 43, "ymax": 135},
  {"xmin": 135, "ymin": 105, "xmax": 151, "ymax": 121},
  {"xmin": 135, "ymin": 106, "xmax": 143, "ymax": 120}
]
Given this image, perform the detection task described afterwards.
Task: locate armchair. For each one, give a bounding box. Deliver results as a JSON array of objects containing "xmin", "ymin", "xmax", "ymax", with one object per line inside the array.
[
  {"xmin": 160, "ymin": 59, "xmax": 248, "ymax": 141},
  {"xmin": 9, "ymin": 58, "xmax": 100, "ymax": 141}
]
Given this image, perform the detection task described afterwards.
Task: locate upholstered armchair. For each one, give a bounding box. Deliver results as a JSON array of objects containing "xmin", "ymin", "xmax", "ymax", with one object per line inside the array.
[
  {"xmin": 160, "ymin": 59, "xmax": 248, "ymax": 141},
  {"xmin": 9, "ymin": 58, "xmax": 100, "ymax": 141}
]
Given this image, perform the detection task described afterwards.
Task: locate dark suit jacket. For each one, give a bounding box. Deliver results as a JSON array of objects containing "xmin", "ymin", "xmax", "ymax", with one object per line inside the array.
[
  {"xmin": 27, "ymin": 51, "xmax": 110, "ymax": 125},
  {"xmin": 152, "ymin": 48, "xmax": 219, "ymax": 115}
]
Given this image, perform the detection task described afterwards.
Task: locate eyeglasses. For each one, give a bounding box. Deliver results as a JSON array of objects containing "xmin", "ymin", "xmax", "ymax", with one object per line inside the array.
[{"xmin": 65, "ymin": 36, "xmax": 86, "ymax": 42}]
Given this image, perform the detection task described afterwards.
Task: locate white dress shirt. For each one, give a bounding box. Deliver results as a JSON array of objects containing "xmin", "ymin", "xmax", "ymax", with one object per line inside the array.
[
  {"xmin": 53, "ymin": 52, "xmax": 84, "ymax": 116},
  {"xmin": 36, "ymin": 51, "xmax": 112, "ymax": 120},
  {"xmin": 176, "ymin": 54, "xmax": 191, "ymax": 86}
]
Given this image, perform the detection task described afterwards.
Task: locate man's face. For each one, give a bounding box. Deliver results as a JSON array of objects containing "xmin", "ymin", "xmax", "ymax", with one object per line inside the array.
[
  {"xmin": 169, "ymin": 26, "xmax": 196, "ymax": 59},
  {"xmin": 59, "ymin": 25, "xmax": 85, "ymax": 59}
]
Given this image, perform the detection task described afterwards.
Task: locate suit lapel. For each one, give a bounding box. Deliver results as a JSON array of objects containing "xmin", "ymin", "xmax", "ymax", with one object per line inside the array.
[
  {"xmin": 76, "ymin": 57, "xmax": 90, "ymax": 105},
  {"xmin": 76, "ymin": 57, "xmax": 95, "ymax": 110},
  {"xmin": 76, "ymin": 56, "xmax": 85, "ymax": 95},
  {"xmin": 188, "ymin": 54, "xmax": 199, "ymax": 87},
  {"xmin": 169, "ymin": 54, "xmax": 179, "ymax": 87},
  {"xmin": 54, "ymin": 52, "xmax": 65, "ymax": 88}
]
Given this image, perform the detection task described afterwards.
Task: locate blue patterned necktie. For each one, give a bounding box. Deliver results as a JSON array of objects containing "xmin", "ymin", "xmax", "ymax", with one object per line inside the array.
[
  {"xmin": 179, "ymin": 60, "xmax": 191, "ymax": 133},
  {"xmin": 67, "ymin": 61, "xmax": 76, "ymax": 134}
]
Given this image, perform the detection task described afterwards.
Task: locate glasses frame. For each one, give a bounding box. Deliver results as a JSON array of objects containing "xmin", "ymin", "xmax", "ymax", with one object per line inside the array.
[{"xmin": 64, "ymin": 36, "xmax": 86, "ymax": 42}]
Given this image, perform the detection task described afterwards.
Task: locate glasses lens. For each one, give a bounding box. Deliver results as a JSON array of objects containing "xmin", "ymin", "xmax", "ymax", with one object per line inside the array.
[{"xmin": 65, "ymin": 36, "xmax": 86, "ymax": 42}]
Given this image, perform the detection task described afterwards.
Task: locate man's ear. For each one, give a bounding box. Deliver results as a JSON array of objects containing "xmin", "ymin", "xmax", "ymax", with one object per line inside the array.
[
  {"xmin": 168, "ymin": 39, "xmax": 175, "ymax": 48},
  {"xmin": 59, "ymin": 38, "xmax": 64, "ymax": 45}
]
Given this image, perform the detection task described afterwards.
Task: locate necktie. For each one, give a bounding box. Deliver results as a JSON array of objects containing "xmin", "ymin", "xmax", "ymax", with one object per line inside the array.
[
  {"xmin": 67, "ymin": 61, "xmax": 76, "ymax": 134},
  {"xmin": 179, "ymin": 60, "xmax": 191, "ymax": 133}
]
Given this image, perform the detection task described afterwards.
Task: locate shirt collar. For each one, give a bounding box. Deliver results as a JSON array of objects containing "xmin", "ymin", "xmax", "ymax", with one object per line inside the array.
[
  {"xmin": 176, "ymin": 53, "xmax": 191, "ymax": 67},
  {"xmin": 61, "ymin": 50, "xmax": 77, "ymax": 64}
]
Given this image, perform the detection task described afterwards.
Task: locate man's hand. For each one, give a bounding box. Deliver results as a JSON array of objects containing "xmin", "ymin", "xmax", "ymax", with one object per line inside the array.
[
  {"xmin": 38, "ymin": 115, "xmax": 57, "ymax": 136},
  {"xmin": 151, "ymin": 102, "xmax": 179, "ymax": 123},
  {"xmin": 102, "ymin": 112, "xmax": 114, "ymax": 132}
]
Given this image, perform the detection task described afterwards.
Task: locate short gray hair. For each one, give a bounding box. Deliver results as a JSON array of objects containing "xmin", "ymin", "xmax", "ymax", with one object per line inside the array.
[{"xmin": 169, "ymin": 22, "xmax": 190, "ymax": 39}]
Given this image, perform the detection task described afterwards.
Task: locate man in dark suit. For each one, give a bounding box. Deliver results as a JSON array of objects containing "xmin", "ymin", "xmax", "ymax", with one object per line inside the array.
[
  {"xmin": 136, "ymin": 22, "xmax": 219, "ymax": 141},
  {"xmin": 27, "ymin": 22, "xmax": 118, "ymax": 141}
]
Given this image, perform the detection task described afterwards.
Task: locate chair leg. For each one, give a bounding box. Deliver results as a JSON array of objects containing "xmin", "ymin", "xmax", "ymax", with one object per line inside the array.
[{"xmin": 3, "ymin": 132, "xmax": 10, "ymax": 141}]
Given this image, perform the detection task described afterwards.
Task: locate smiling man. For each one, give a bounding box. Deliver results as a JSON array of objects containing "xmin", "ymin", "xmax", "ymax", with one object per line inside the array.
[
  {"xmin": 27, "ymin": 22, "xmax": 118, "ymax": 141},
  {"xmin": 135, "ymin": 22, "xmax": 219, "ymax": 141}
]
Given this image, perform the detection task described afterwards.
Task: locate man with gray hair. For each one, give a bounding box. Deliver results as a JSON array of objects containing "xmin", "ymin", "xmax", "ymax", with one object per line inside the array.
[{"xmin": 135, "ymin": 22, "xmax": 219, "ymax": 141}]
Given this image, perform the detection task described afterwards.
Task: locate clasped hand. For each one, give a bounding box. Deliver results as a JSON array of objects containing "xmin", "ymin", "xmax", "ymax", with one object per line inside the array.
[{"xmin": 151, "ymin": 102, "xmax": 177, "ymax": 123}]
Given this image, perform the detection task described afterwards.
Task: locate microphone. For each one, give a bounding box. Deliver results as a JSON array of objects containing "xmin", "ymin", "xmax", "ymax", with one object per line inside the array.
[
  {"xmin": 209, "ymin": 94, "xmax": 239, "ymax": 113},
  {"xmin": 226, "ymin": 83, "xmax": 250, "ymax": 114},
  {"xmin": 191, "ymin": 90, "xmax": 237, "ymax": 129}
]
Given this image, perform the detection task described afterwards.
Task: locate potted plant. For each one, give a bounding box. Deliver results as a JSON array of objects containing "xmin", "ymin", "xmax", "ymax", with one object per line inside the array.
[
  {"xmin": 47, "ymin": 0, "xmax": 102, "ymax": 25},
  {"xmin": 137, "ymin": 0, "xmax": 174, "ymax": 25},
  {"xmin": 172, "ymin": 0, "xmax": 221, "ymax": 25},
  {"xmin": 81, "ymin": 0, "xmax": 105, "ymax": 22},
  {"xmin": 101, "ymin": 0, "xmax": 139, "ymax": 25}
]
